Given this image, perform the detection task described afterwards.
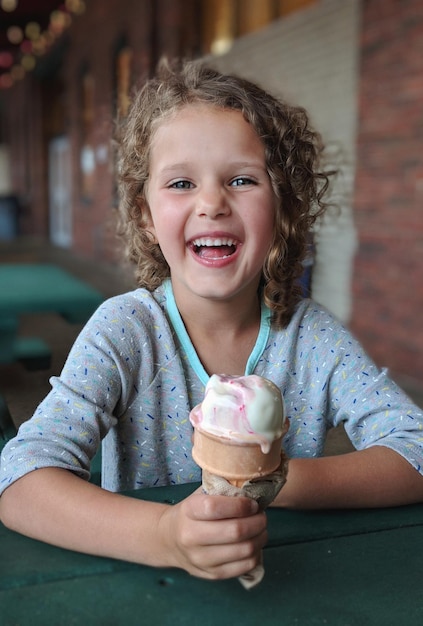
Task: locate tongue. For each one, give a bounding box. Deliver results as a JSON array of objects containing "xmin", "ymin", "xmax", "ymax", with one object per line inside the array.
[{"xmin": 198, "ymin": 245, "xmax": 234, "ymax": 259}]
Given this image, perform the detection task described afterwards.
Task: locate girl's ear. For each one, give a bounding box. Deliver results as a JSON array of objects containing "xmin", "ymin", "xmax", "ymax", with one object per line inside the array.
[
  {"xmin": 143, "ymin": 213, "xmax": 159, "ymax": 244},
  {"xmin": 138, "ymin": 198, "xmax": 158, "ymax": 244},
  {"xmin": 146, "ymin": 226, "xmax": 158, "ymax": 244}
]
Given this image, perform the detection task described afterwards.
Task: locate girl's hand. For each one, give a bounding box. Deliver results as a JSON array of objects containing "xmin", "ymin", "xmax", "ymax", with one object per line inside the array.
[{"xmin": 157, "ymin": 490, "xmax": 267, "ymax": 580}]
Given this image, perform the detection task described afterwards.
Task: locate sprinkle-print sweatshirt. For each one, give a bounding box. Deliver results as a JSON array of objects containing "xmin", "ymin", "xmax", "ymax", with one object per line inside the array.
[{"xmin": 1, "ymin": 279, "xmax": 422, "ymax": 493}]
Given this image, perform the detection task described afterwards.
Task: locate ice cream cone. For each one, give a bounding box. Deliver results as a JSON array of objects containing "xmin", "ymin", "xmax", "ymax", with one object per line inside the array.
[
  {"xmin": 190, "ymin": 374, "xmax": 287, "ymax": 590},
  {"xmin": 192, "ymin": 427, "xmax": 283, "ymax": 483}
]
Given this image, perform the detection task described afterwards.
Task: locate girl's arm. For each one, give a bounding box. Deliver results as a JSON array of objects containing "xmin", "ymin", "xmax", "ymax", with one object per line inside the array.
[
  {"xmin": 274, "ymin": 446, "xmax": 423, "ymax": 509},
  {"xmin": 0, "ymin": 467, "xmax": 266, "ymax": 580}
]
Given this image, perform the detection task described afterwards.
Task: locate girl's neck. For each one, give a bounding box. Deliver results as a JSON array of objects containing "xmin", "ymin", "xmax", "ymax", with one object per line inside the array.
[
  {"xmin": 173, "ymin": 284, "xmax": 260, "ymax": 335},
  {"xmin": 171, "ymin": 284, "xmax": 262, "ymax": 376}
]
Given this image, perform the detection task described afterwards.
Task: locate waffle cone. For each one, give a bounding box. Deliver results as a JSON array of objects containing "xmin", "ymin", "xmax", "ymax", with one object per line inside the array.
[{"xmin": 192, "ymin": 428, "xmax": 283, "ymax": 482}]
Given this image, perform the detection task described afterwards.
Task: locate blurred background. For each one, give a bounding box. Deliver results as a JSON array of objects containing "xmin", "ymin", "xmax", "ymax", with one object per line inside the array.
[{"xmin": 0, "ymin": 0, "xmax": 422, "ymax": 431}]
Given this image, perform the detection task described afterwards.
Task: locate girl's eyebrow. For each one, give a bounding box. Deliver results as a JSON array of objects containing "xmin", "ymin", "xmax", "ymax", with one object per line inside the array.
[
  {"xmin": 157, "ymin": 163, "xmax": 191, "ymax": 174},
  {"xmin": 227, "ymin": 160, "xmax": 267, "ymax": 170},
  {"xmin": 158, "ymin": 160, "xmax": 267, "ymax": 174}
]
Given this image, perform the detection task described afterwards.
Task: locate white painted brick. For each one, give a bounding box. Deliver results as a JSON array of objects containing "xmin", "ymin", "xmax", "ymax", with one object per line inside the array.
[{"xmin": 208, "ymin": 0, "xmax": 361, "ymax": 322}]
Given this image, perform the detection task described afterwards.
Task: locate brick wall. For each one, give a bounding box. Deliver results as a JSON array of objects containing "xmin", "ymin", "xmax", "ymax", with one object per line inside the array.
[
  {"xmin": 351, "ymin": 0, "xmax": 423, "ymax": 384},
  {"xmin": 5, "ymin": 76, "xmax": 48, "ymax": 236},
  {"xmin": 2, "ymin": 0, "xmax": 200, "ymax": 259},
  {"xmin": 63, "ymin": 0, "xmax": 200, "ymax": 261}
]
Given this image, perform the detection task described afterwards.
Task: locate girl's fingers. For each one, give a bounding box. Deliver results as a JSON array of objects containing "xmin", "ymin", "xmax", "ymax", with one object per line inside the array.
[
  {"xmin": 187, "ymin": 532, "xmax": 267, "ymax": 580},
  {"xmin": 184, "ymin": 491, "xmax": 259, "ymax": 521},
  {"xmin": 178, "ymin": 509, "xmax": 267, "ymax": 549},
  {"xmin": 163, "ymin": 492, "xmax": 268, "ymax": 579}
]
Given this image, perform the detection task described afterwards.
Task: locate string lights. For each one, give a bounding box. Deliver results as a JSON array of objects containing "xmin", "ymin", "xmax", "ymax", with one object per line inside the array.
[{"xmin": 0, "ymin": 0, "xmax": 86, "ymax": 89}]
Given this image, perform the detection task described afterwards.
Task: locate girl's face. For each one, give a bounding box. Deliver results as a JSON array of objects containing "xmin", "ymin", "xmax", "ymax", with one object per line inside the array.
[{"xmin": 145, "ymin": 104, "xmax": 277, "ymax": 308}]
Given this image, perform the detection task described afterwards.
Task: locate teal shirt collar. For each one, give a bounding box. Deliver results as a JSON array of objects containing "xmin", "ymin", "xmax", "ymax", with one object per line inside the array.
[{"xmin": 163, "ymin": 278, "xmax": 271, "ymax": 386}]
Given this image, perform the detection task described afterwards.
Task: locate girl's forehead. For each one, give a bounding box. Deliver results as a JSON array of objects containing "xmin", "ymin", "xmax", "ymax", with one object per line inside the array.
[
  {"xmin": 150, "ymin": 104, "xmax": 263, "ymax": 157},
  {"xmin": 153, "ymin": 102, "xmax": 246, "ymax": 132},
  {"xmin": 146, "ymin": 103, "xmax": 270, "ymax": 180},
  {"xmin": 149, "ymin": 104, "xmax": 264, "ymax": 156}
]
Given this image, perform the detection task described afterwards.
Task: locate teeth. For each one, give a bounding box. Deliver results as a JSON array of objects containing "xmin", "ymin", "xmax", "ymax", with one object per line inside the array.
[{"xmin": 192, "ymin": 237, "xmax": 235, "ymax": 247}]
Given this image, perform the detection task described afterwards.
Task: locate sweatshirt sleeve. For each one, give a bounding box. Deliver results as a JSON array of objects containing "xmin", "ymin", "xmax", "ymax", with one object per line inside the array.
[
  {"xmin": 0, "ymin": 292, "xmax": 149, "ymax": 494},
  {"xmin": 322, "ymin": 314, "xmax": 423, "ymax": 474}
]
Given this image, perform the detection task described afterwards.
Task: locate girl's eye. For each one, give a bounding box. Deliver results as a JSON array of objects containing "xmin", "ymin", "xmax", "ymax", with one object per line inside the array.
[
  {"xmin": 230, "ymin": 177, "xmax": 256, "ymax": 187},
  {"xmin": 170, "ymin": 180, "xmax": 193, "ymax": 189}
]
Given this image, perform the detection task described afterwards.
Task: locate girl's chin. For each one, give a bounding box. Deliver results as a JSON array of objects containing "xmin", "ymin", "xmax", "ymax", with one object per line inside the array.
[{"xmin": 173, "ymin": 276, "xmax": 257, "ymax": 303}]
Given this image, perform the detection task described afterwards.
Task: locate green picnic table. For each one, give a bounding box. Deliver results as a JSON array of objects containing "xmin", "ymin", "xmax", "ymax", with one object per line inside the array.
[
  {"xmin": 0, "ymin": 263, "xmax": 104, "ymax": 368},
  {"xmin": 1, "ymin": 482, "xmax": 422, "ymax": 625}
]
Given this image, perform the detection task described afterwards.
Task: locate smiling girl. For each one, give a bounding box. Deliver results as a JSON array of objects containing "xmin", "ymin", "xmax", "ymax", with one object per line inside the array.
[{"xmin": 1, "ymin": 60, "xmax": 423, "ymax": 581}]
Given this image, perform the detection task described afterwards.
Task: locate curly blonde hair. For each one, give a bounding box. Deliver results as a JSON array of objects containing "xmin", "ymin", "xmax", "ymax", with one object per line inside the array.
[{"xmin": 116, "ymin": 59, "xmax": 334, "ymax": 328}]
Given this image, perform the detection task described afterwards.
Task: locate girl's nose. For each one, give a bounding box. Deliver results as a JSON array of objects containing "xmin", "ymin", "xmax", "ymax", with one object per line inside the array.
[{"xmin": 195, "ymin": 186, "xmax": 230, "ymax": 218}]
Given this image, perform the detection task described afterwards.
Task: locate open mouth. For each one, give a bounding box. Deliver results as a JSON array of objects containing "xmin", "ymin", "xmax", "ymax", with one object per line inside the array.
[{"xmin": 191, "ymin": 237, "xmax": 238, "ymax": 260}]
